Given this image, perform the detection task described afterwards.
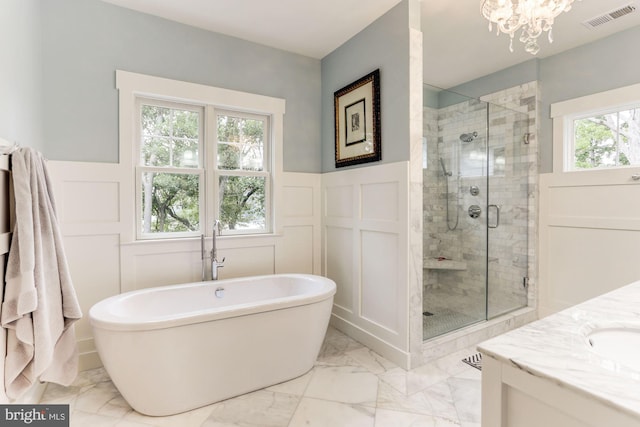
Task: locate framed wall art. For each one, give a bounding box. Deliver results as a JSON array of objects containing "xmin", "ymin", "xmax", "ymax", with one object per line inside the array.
[{"xmin": 334, "ymin": 69, "xmax": 381, "ymax": 168}]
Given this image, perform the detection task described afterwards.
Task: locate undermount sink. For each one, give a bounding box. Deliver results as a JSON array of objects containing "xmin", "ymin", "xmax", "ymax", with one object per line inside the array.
[{"xmin": 586, "ymin": 326, "xmax": 640, "ymax": 372}]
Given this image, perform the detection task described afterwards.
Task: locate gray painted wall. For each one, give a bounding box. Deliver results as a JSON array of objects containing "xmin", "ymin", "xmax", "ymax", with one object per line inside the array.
[
  {"xmin": 321, "ymin": 0, "xmax": 411, "ymax": 172},
  {"xmin": 538, "ymin": 25, "xmax": 640, "ymax": 173},
  {"xmin": 41, "ymin": 0, "xmax": 322, "ymax": 172},
  {"xmin": 441, "ymin": 26, "xmax": 640, "ymax": 173},
  {"xmin": 445, "ymin": 60, "xmax": 539, "ymax": 102},
  {"xmin": 0, "ymin": 0, "xmax": 44, "ymax": 151}
]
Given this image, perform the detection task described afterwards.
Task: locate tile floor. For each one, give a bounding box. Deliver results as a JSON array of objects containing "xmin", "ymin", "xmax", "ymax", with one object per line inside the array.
[{"xmin": 40, "ymin": 327, "xmax": 482, "ymax": 427}]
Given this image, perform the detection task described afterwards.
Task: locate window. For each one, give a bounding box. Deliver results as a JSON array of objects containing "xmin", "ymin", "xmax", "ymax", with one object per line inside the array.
[
  {"xmin": 117, "ymin": 70, "xmax": 284, "ymax": 242},
  {"xmin": 215, "ymin": 111, "xmax": 270, "ymax": 233},
  {"xmin": 551, "ymin": 82, "xmax": 640, "ymax": 173},
  {"xmin": 137, "ymin": 100, "xmax": 204, "ymax": 238},
  {"xmin": 569, "ymin": 105, "xmax": 640, "ymax": 170},
  {"xmin": 136, "ymin": 100, "xmax": 272, "ymax": 239}
]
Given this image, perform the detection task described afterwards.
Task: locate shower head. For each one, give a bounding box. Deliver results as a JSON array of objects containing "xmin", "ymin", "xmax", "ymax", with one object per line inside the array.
[{"xmin": 460, "ymin": 131, "xmax": 478, "ymax": 143}]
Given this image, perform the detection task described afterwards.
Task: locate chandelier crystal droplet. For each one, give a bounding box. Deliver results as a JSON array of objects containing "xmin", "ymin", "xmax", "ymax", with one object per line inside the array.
[{"xmin": 481, "ymin": 0, "xmax": 579, "ymax": 55}]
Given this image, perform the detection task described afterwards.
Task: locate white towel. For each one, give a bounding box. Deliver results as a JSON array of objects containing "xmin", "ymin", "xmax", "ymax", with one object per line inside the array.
[{"xmin": 1, "ymin": 147, "xmax": 82, "ymax": 400}]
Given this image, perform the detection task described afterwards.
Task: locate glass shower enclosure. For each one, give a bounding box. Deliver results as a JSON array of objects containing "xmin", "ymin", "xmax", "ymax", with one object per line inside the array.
[{"xmin": 422, "ymin": 84, "xmax": 531, "ymax": 340}]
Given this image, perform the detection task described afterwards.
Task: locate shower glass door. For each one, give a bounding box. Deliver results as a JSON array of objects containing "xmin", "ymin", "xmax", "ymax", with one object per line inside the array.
[
  {"xmin": 486, "ymin": 104, "xmax": 530, "ymax": 319},
  {"xmin": 423, "ymin": 87, "xmax": 489, "ymax": 340},
  {"xmin": 422, "ymin": 84, "xmax": 531, "ymax": 341}
]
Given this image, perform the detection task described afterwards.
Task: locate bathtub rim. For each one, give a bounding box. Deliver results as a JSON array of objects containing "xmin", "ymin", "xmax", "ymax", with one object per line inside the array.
[{"xmin": 89, "ymin": 273, "xmax": 336, "ymax": 332}]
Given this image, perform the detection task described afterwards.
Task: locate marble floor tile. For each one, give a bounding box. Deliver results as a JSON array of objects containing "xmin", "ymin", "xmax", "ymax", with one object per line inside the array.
[
  {"xmin": 346, "ymin": 347, "xmax": 398, "ymax": 375},
  {"xmin": 288, "ymin": 397, "xmax": 375, "ymax": 427},
  {"xmin": 419, "ymin": 380, "xmax": 459, "ymax": 421},
  {"xmin": 114, "ymin": 420, "xmax": 162, "ymax": 427},
  {"xmin": 265, "ymin": 371, "xmax": 313, "ymax": 396},
  {"xmin": 122, "ymin": 402, "xmax": 214, "ymax": 427},
  {"xmin": 201, "ymin": 389, "xmax": 300, "ymax": 427},
  {"xmin": 448, "ymin": 377, "xmax": 481, "ymax": 424},
  {"xmin": 374, "ymin": 408, "xmax": 461, "ymax": 427},
  {"xmin": 96, "ymin": 394, "xmax": 134, "ymax": 418},
  {"xmin": 316, "ymin": 329, "xmax": 365, "ymax": 366},
  {"xmin": 431, "ymin": 347, "xmax": 480, "ymax": 377},
  {"xmin": 68, "ymin": 410, "xmax": 120, "ymax": 427},
  {"xmin": 39, "ymin": 327, "xmax": 484, "ymax": 427},
  {"xmin": 378, "ymin": 362, "xmax": 450, "ymax": 396},
  {"xmin": 376, "ymin": 380, "xmax": 434, "ymax": 415},
  {"xmin": 304, "ymin": 365, "xmax": 379, "ymax": 407}
]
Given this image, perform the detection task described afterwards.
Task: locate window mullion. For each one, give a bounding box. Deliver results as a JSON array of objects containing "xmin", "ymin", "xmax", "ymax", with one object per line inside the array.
[
  {"xmin": 616, "ymin": 111, "xmax": 621, "ymax": 166},
  {"xmin": 205, "ymin": 105, "xmax": 217, "ymax": 234}
]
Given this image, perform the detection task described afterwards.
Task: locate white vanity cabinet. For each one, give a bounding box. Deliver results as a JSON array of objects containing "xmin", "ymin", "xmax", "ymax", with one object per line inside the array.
[
  {"xmin": 481, "ymin": 354, "xmax": 639, "ymax": 427},
  {"xmin": 478, "ymin": 280, "xmax": 640, "ymax": 427}
]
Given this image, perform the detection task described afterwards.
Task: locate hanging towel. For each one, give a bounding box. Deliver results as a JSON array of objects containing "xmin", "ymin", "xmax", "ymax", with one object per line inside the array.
[{"xmin": 1, "ymin": 147, "xmax": 82, "ymax": 400}]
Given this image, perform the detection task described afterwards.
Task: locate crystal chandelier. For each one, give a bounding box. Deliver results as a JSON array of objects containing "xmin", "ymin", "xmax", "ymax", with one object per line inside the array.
[{"xmin": 481, "ymin": 0, "xmax": 579, "ymax": 55}]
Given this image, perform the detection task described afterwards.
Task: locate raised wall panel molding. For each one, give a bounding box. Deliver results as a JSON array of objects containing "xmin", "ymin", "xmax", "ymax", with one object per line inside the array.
[{"xmin": 322, "ymin": 161, "xmax": 410, "ymax": 368}]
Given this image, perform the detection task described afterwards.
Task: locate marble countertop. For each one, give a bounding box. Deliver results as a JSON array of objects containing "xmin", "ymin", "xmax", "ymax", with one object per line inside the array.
[{"xmin": 478, "ymin": 280, "xmax": 640, "ymax": 419}]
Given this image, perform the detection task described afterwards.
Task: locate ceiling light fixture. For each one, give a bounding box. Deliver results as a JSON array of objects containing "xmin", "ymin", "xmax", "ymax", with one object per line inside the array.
[{"xmin": 481, "ymin": 0, "xmax": 579, "ymax": 55}]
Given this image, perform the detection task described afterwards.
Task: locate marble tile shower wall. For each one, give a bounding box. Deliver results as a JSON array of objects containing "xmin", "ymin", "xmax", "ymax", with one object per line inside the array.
[{"xmin": 423, "ymin": 82, "xmax": 538, "ymax": 320}]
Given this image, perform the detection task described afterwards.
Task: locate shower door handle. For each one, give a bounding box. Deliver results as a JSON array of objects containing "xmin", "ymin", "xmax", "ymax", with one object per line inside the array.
[{"xmin": 488, "ymin": 204, "xmax": 500, "ymax": 229}]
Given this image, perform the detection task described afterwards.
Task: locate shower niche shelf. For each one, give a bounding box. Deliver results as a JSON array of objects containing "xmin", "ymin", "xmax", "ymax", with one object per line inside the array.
[{"xmin": 423, "ymin": 258, "xmax": 467, "ymax": 271}]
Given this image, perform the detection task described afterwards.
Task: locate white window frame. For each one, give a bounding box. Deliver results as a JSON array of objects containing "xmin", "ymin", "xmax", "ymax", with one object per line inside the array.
[
  {"xmin": 551, "ymin": 82, "xmax": 640, "ymax": 174},
  {"xmin": 135, "ymin": 98, "xmax": 206, "ymax": 240},
  {"xmin": 116, "ymin": 70, "xmax": 285, "ymax": 243},
  {"xmin": 210, "ymin": 108, "xmax": 272, "ymax": 236}
]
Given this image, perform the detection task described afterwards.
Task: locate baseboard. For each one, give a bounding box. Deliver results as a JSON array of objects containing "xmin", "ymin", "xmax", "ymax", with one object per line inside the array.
[
  {"xmin": 78, "ymin": 350, "xmax": 103, "ymax": 371},
  {"xmin": 330, "ymin": 314, "xmax": 410, "ymax": 370}
]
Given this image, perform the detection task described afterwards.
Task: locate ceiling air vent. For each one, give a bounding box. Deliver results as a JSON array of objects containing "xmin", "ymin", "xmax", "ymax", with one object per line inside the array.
[{"xmin": 582, "ymin": 3, "xmax": 637, "ymax": 29}]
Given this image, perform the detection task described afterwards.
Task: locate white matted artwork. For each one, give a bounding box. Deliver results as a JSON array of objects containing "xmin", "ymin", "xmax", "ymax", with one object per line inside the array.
[{"xmin": 334, "ymin": 69, "xmax": 381, "ymax": 168}]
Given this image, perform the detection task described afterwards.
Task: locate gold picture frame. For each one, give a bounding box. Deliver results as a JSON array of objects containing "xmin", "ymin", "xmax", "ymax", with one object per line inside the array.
[{"xmin": 334, "ymin": 69, "xmax": 381, "ymax": 168}]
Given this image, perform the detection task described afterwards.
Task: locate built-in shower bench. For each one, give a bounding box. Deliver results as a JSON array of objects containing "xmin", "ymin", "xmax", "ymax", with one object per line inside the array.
[{"xmin": 423, "ymin": 258, "xmax": 467, "ymax": 271}]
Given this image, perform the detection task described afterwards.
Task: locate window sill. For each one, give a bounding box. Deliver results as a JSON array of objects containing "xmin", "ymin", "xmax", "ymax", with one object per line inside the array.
[{"xmin": 120, "ymin": 233, "xmax": 284, "ymax": 247}]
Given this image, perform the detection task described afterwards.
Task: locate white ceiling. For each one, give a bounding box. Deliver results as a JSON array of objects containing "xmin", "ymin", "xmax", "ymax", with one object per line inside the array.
[
  {"xmin": 102, "ymin": 0, "xmax": 640, "ymax": 88},
  {"xmin": 423, "ymin": 0, "xmax": 640, "ymax": 88}
]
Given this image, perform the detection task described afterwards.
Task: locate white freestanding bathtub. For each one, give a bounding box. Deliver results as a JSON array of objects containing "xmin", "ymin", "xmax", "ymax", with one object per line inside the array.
[{"xmin": 89, "ymin": 274, "xmax": 336, "ymax": 416}]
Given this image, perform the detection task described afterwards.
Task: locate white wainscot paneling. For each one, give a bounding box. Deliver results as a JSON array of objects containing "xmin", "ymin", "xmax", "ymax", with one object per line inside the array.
[
  {"xmin": 277, "ymin": 225, "xmax": 314, "ymax": 274},
  {"xmin": 326, "ymin": 226, "xmax": 354, "ymax": 312},
  {"xmin": 222, "ymin": 245, "xmax": 275, "ymax": 278},
  {"xmin": 361, "ymin": 230, "xmax": 399, "ymax": 332},
  {"xmin": 361, "ymin": 182, "xmax": 399, "ymax": 221},
  {"xmin": 47, "ymin": 161, "xmax": 125, "ymax": 370},
  {"xmin": 283, "ymin": 185, "xmax": 314, "ymax": 217},
  {"xmin": 539, "ymin": 169, "xmax": 640, "ymax": 316},
  {"xmin": 278, "ymin": 173, "xmax": 321, "ymax": 275},
  {"xmin": 548, "ymin": 184, "xmax": 640, "ymax": 225},
  {"xmin": 64, "ymin": 233, "xmax": 121, "ymax": 369},
  {"xmin": 325, "ymin": 185, "xmax": 354, "ymax": 219},
  {"xmin": 547, "ymin": 227, "xmax": 640, "ymax": 310},
  {"xmin": 323, "ymin": 161, "xmax": 410, "ymax": 368},
  {"xmin": 61, "ymin": 181, "xmax": 120, "ymax": 223},
  {"xmin": 132, "ymin": 250, "xmax": 203, "ymax": 290}
]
